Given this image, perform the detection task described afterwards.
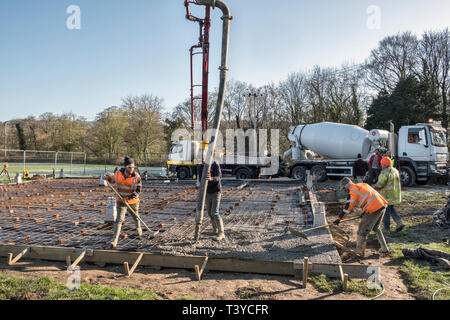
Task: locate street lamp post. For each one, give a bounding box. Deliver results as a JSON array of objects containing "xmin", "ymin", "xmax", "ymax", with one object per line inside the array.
[
  {"xmin": 243, "ymin": 92, "xmax": 263, "ymax": 129},
  {"xmin": 3, "ymin": 121, "xmax": 8, "ymax": 158}
]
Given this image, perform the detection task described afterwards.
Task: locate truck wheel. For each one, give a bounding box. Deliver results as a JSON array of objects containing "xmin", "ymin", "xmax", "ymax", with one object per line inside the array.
[
  {"xmin": 311, "ymin": 165, "xmax": 327, "ymax": 182},
  {"xmin": 236, "ymin": 168, "xmax": 251, "ymax": 180},
  {"xmin": 400, "ymin": 166, "xmax": 416, "ymax": 187},
  {"xmin": 291, "ymin": 166, "xmax": 307, "ymax": 182},
  {"xmin": 177, "ymin": 167, "xmax": 191, "ymax": 180}
]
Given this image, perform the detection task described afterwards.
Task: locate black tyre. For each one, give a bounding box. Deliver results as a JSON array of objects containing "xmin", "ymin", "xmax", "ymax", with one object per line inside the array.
[
  {"xmin": 235, "ymin": 168, "xmax": 251, "ymax": 180},
  {"xmin": 176, "ymin": 167, "xmax": 191, "ymax": 180},
  {"xmin": 311, "ymin": 165, "xmax": 327, "ymax": 182},
  {"xmin": 400, "ymin": 166, "xmax": 416, "ymax": 187},
  {"xmin": 291, "ymin": 166, "xmax": 307, "ymax": 182}
]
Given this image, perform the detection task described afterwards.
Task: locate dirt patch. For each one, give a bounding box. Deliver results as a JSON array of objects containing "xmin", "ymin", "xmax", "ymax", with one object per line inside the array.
[
  {"xmin": 10, "ymin": 291, "xmax": 46, "ymax": 300},
  {"xmin": 0, "ymin": 259, "xmax": 383, "ymax": 300}
]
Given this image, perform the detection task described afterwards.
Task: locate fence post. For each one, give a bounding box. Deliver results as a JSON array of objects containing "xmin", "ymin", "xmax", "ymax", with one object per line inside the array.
[
  {"xmin": 70, "ymin": 152, "xmax": 73, "ymax": 176},
  {"xmin": 54, "ymin": 152, "xmax": 58, "ymax": 174},
  {"xmin": 23, "ymin": 150, "xmax": 26, "ymax": 174}
]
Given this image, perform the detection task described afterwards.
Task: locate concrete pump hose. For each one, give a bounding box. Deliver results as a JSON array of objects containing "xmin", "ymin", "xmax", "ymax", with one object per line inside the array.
[{"xmin": 193, "ymin": 0, "xmax": 231, "ymax": 241}]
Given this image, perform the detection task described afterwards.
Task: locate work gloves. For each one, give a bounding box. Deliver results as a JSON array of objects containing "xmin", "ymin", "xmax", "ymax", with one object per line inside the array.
[
  {"xmin": 127, "ymin": 191, "xmax": 139, "ymax": 201},
  {"xmin": 333, "ymin": 219, "xmax": 341, "ymax": 226}
]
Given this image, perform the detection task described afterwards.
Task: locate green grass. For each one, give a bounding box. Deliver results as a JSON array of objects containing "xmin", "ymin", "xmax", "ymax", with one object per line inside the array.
[
  {"xmin": 308, "ymin": 274, "xmax": 383, "ymax": 298},
  {"xmin": 176, "ymin": 295, "xmax": 197, "ymax": 300},
  {"xmin": 381, "ymin": 189, "xmax": 450, "ymax": 300},
  {"xmin": 0, "ymin": 273, "xmax": 159, "ymax": 300}
]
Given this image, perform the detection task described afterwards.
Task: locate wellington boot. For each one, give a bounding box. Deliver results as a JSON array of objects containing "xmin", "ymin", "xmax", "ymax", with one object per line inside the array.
[
  {"xmin": 213, "ymin": 218, "xmax": 225, "ymax": 241},
  {"xmin": 377, "ymin": 229, "xmax": 389, "ymax": 253},
  {"xmin": 356, "ymin": 235, "xmax": 367, "ymax": 258}
]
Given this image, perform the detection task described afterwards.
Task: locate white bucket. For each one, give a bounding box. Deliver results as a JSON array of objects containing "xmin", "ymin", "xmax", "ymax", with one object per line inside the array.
[{"xmin": 105, "ymin": 196, "xmax": 117, "ymax": 223}]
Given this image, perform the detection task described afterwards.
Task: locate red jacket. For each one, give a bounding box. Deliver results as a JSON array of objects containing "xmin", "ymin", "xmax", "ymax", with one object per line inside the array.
[{"xmin": 369, "ymin": 154, "xmax": 382, "ymax": 168}]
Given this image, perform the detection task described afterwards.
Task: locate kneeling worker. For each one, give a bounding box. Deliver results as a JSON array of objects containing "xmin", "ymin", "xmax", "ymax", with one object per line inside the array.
[
  {"xmin": 105, "ymin": 156, "xmax": 142, "ymax": 248},
  {"xmin": 334, "ymin": 177, "xmax": 389, "ymax": 257}
]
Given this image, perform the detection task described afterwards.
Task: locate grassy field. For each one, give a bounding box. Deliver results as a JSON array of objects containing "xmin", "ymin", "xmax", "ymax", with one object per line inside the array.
[
  {"xmin": 0, "ymin": 273, "xmax": 158, "ymax": 300},
  {"xmin": 380, "ymin": 190, "xmax": 449, "ymax": 300},
  {"xmin": 0, "ymin": 163, "xmax": 167, "ymax": 183}
]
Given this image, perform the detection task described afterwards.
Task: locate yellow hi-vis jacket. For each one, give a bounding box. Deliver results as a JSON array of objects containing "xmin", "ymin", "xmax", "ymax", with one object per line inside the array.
[
  {"xmin": 374, "ymin": 166, "xmax": 402, "ymax": 205},
  {"xmin": 339, "ymin": 183, "xmax": 388, "ymax": 220}
]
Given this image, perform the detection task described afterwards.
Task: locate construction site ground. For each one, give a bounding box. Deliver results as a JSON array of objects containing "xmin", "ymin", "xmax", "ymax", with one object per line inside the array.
[{"xmin": 0, "ymin": 178, "xmax": 448, "ymax": 300}]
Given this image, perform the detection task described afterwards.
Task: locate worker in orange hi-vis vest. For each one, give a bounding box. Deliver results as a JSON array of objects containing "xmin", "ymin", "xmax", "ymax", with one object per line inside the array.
[
  {"xmin": 333, "ymin": 177, "xmax": 389, "ymax": 257},
  {"xmin": 105, "ymin": 156, "xmax": 142, "ymax": 249}
]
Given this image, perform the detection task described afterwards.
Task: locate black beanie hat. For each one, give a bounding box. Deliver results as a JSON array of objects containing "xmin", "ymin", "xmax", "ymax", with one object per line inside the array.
[{"xmin": 124, "ymin": 156, "xmax": 135, "ymax": 167}]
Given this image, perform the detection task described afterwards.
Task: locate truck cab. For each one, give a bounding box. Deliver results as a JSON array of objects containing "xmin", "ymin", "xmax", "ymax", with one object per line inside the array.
[
  {"xmin": 167, "ymin": 140, "xmax": 199, "ymax": 179},
  {"xmin": 397, "ymin": 123, "xmax": 448, "ymax": 186}
]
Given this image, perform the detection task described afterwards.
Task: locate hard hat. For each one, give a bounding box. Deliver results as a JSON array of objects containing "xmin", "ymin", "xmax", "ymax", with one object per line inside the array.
[
  {"xmin": 381, "ymin": 157, "xmax": 392, "ymax": 166},
  {"xmin": 339, "ymin": 177, "xmax": 353, "ymax": 190}
]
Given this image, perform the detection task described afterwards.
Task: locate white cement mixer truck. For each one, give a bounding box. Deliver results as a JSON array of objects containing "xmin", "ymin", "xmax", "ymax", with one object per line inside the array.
[{"xmin": 283, "ymin": 121, "xmax": 448, "ymax": 186}]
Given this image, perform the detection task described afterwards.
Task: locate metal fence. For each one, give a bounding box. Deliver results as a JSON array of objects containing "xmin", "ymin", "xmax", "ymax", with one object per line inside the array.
[
  {"xmin": 0, "ymin": 149, "xmax": 86, "ymax": 178},
  {"xmin": 0, "ymin": 149, "xmax": 169, "ymax": 179}
]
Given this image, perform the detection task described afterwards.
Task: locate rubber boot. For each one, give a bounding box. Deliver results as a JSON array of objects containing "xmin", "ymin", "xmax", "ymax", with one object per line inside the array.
[
  {"xmin": 213, "ymin": 217, "xmax": 225, "ymax": 241},
  {"xmin": 210, "ymin": 218, "xmax": 218, "ymax": 235},
  {"xmin": 136, "ymin": 220, "xmax": 142, "ymax": 237},
  {"xmin": 394, "ymin": 223, "xmax": 405, "ymax": 233},
  {"xmin": 376, "ymin": 229, "xmax": 389, "ymax": 253},
  {"xmin": 356, "ymin": 235, "xmax": 367, "ymax": 258},
  {"xmin": 110, "ymin": 222, "xmax": 122, "ymax": 248}
]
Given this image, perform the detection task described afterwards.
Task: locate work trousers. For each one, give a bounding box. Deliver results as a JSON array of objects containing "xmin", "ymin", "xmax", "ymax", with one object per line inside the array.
[
  {"xmin": 357, "ymin": 206, "xmax": 386, "ymax": 239},
  {"xmin": 367, "ymin": 168, "xmax": 381, "ymax": 185},
  {"xmin": 382, "ymin": 205, "xmax": 403, "ymax": 231},
  {"xmin": 112, "ymin": 201, "xmax": 140, "ymax": 242},
  {"xmin": 206, "ymin": 192, "xmax": 222, "ymax": 220}
]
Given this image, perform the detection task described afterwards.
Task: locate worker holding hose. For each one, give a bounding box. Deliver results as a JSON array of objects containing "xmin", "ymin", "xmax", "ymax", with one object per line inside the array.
[
  {"xmin": 197, "ymin": 159, "xmax": 225, "ymax": 241},
  {"xmin": 104, "ymin": 156, "xmax": 142, "ymax": 248},
  {"xmin": 334, "ymin": 177, "xmax": 389, "ymax": 257}
]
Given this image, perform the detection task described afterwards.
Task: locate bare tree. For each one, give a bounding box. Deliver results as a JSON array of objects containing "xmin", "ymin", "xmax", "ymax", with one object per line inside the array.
[
  {"xmin": 122, "ymin": 94, "xmax": 166, "ymax": 162},
  {"xmin": 365, "ymin": 31, "xmax": 420, "ymax": 92}
]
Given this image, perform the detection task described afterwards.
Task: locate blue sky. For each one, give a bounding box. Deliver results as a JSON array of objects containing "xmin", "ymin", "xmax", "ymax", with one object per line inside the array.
[{"xmin": 1, "ymin": 0, "xmax": 449, "ymax": 122}]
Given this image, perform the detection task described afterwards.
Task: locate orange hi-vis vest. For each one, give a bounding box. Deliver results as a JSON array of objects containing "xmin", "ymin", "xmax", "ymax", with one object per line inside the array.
[
  {"xmin": 113, "ymin": 170, "xmax": 141, "ymax": 204},
  {"xmin": 340, "ymin": 183, "xmax": 387, "ymax": 220}
]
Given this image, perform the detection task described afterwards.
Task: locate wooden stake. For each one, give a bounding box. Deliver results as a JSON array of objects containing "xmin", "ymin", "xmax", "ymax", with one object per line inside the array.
[
  {"xmin": 303, "ymin": 257, "xmax": 309, "ymax": 288},
  {"xmin": 7, "ymin": 247, "xmax": 29, "ymax": 266},
  {"xmin": 69, "ymin": 250, "xmax": 86, "ymax": 269},
  {"xmin": 127, "ymin": 253, "xmax": 144, "ymax": 277},
  {"xmin": 7, "ymin": 253, "xmax": 13, "ymax": 266},
  {"xmin": 123, "ymin": 262, "xmax": 130, "ymax": 276},
  {"xmin": 66, "ymin": 256, "xmax": 71, "ymax": 268},
  {"xmin": 343, "ymin": 273, "xmax": 349, "ymax": 291},
  {"xmin": 195, "ymin": 257, "xmax": 209, "ymax": 281}
]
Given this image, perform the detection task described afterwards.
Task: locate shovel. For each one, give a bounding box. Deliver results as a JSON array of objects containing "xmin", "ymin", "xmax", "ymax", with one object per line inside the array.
[
  {"xmin": 290, "ymin": 215, "xmax": 362, "ymax": 240},
  {"xmin": 105, "ymin": 180, "xmax": 159, "ymax": 239}
]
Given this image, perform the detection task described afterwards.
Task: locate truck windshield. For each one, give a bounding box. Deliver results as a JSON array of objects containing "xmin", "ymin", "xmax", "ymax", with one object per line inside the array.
[
  {"xmin": 430, "ymin": 129, "xmax": 447, "ymax": 147},
  {"xmin": 170, "ymin": 144, "xmax": 183, "ymax": 154}
]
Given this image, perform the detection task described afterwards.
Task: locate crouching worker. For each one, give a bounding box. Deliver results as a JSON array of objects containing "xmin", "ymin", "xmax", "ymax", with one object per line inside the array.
[
  {"xmin": 334, "ymin": 177, "xmax": 389, "ymax": 257},
  {"xmin": 198, "ymin": 160, "xmax": 225, "ymax": 241},
  {"xmin": 105, "ymin": 156, "xmax": 142, "ymax": 248}
]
